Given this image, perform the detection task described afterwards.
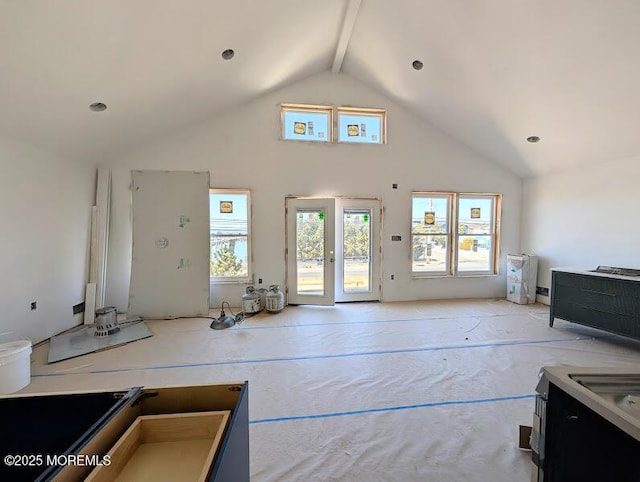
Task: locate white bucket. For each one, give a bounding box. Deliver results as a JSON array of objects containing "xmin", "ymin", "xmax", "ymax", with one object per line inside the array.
[{"xmin": 0, "ymin": 340, "xmax": 32, "ymax": 394}]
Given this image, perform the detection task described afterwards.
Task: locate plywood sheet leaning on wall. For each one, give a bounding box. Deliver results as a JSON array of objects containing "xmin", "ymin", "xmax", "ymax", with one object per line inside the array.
[{"xmin": 128, "ymin": 170, "xmax": 210, "ymax": 318}]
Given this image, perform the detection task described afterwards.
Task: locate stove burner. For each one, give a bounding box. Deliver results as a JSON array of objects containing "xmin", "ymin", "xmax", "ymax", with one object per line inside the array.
[{"xmin": 593, "ymin": 266, "xmax": 640, "ymax": 277}]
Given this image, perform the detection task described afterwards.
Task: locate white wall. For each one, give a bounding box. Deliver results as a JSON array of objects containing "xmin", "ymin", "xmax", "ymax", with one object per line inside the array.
[
  {"xmin": 0, "ymin": 137, "xmax": 95, "ymax": 344},
  {"xmin": 105, "ymin": 72, "xmax": 522, "ymax": 311},
  {"xmin": 521, "ymin": 155, "xmax": 640, "ymax": 304}
]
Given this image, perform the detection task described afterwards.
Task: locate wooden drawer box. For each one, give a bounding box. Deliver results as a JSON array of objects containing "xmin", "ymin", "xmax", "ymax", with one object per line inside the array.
[
  {"xmin": 86, "ymin": 411, "xmax": 230, "ymax": 482},
  {"xmin": 0, "ymin": 383, "xmax": 248, "ymax": 482}
]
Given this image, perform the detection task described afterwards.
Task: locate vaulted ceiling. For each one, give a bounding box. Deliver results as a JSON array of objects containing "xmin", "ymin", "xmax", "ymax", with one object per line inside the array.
[{"xmin": 2, "ymin": 0, "xmax": 640, "ymax": 177}]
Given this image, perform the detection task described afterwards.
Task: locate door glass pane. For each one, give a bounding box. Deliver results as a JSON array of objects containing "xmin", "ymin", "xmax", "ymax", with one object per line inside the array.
[
  {"xmin": 457, "ymin": 235, "xmax": 492, "ymax": 272},
  {"xmin": 296, "ymin": 210, "xmax": 324, "ymax": 295},
  {"xmin": 343, "ymin": 210, "xmax": 371, "ymax": 293}
]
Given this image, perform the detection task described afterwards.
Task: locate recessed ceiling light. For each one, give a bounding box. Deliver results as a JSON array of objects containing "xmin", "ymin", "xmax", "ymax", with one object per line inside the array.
[
  {"xmin": 526, "ymin": 136, "xmax": 540, "ymax": 143},
  {"xmin": 89, "ymin": 102, "xmax": 107, "ymax": 112},
  {"xmin": 412, "ymin": 60, "xmax": 423, "ymax": 71},
  {"xmin": 221, "ymin": 49, "xmax": 235, "ymax": 60}
]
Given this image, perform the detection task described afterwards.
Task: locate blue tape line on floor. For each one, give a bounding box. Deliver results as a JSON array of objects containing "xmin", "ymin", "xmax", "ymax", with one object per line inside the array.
[
  {"xmin": 236, "ymin": 312, "xmax": 550, "ymax": 331},
  {"xmin": 32, "ymin": 336, "xmax": 591, "ymax": 378},
  {"xmin": 249, "ymin": 394, "xmax": 537, "ymax": 424}
]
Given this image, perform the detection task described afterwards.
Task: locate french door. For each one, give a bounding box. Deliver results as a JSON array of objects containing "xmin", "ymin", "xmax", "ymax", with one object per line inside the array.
[
  {"xmin": 334, "ymin": 198, "xmax": 381, "ymax": 302},
  {"xmin": 286, "ymin": 197, "xmax": 381, "ymax": 305}
]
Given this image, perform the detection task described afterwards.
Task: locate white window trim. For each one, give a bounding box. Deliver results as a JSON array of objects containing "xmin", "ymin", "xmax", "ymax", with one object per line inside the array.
[
  {"xmin": 336, "ymin": 106, "xmax": 387, "ymax": 144},
  {"xmin": 209, "ymin": 188, "xmax": 252, "ymax": 284},
  {"xmin": 410, "ymin": 192, "xmax": 454, "ymax": 277},
  {"xmin": 411, "ymin": 192, "xmax": 501, "ymax": 278},
  {"xmin": 454, "ymin": 193, "xmax": 501, "ymax": 277},
  {"xmin": 280, "ymin": 103, "xmax": 333, "ymax": 142}
]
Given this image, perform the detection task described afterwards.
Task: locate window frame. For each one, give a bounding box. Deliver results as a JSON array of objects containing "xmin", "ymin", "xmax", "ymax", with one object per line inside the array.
[
  {"xmin": 209, "ymin": 188, "xmax": 252, "ymax": 284},
  {"xmin": 280, "ymin": 103, "xmax": 333, "ymax": 143},
  {"xmin": 336, "ymin": 106, "xmax": 387, "ymax": 144},
  {"xmin": 410, "ymin": 192, "xmax": 454, "ymax": 277},
  {"xmin": 454, "ymin": 193, "xmax": 501, "ymax": 276},
  {"xmin": 411, "ymin": 192, "xmax": 501, "ymax": 278}
]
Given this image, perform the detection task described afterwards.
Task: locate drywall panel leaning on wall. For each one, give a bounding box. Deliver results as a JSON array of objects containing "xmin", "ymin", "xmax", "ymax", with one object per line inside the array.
[{"xmin": 128, "ymin": 170, "xmax": 210, "ymax": 318}]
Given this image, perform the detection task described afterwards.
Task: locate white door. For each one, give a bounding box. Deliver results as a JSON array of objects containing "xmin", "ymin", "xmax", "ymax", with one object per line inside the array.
[
  {"xmin": 335, "ymin": 199, "xmax": 381, "ymax": 302},
  {"xmin": 286, "ymin": 197, "xmax": 382, "ymax": 305},
  {"xmin": 286, "ymin": 198, "xmax": 336, "ymax": 305}
]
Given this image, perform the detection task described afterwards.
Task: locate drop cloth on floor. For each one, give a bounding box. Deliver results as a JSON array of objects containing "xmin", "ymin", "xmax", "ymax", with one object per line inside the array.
[{"xmin": 24, "ymin": 299, "xmax": 640, "ymax": 481}]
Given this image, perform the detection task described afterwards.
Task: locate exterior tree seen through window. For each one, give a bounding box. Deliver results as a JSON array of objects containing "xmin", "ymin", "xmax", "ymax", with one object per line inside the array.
[
  {"xmin": 343, "ymin": 216, "xmax": 369, "ymax": 259},
  {"xmin": 296, "ymin": 213, "xmax": 324, "ymax": 261},
  {"xmin": 295, "ymin": 212, "xmax": 370, "ymax": 262},
  {"xmin": 210, "ymin": 189, "xmax": 251, "ymax": 282},
  {"xmin": 210, "ymin": 244, "xmax": 242, "ymax": 276}
]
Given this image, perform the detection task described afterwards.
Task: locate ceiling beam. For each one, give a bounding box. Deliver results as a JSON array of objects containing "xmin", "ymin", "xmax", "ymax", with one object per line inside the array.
[{"xmin": 331, "ymin": 0, "xmax": 362, "ymax": 73}]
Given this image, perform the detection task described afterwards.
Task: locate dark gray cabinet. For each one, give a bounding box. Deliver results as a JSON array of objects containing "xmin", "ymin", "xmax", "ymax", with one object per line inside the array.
[
  {"xmin": 0, "ymin": 382, "xmax": 249, "ymax": 482},
  {"xmin": 550, "ymin": 270, "xmax": 640, "ymax": 340}
]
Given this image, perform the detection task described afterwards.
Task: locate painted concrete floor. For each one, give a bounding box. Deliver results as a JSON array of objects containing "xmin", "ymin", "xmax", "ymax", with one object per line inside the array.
[{"xmin": 24, "ymin": 299, "xmax": 640, "ymax": 481}]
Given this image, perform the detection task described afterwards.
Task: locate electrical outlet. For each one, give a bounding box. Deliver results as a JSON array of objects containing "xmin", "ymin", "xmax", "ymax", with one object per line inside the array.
[
  {"xmin": 30, "ymin": 301, "xmax": 37, "ymax": 311},
  {"xmin": 392, "ymin": 183, "xmax": 398, "ymax": 189},
  {"xmin": 536, "ymin": 286, "xmax": 549, "ymax": 296},
  {"xmin": 258, "ymin": 278, "xmax": 263, "ymax": 284},
  {"xmin": 391, "ymin": 274, "xmax": 395, "ymax": 280},
  {"xmin": 73, "ymin": 302, "xmax": 85, "ymax": 315},
  {"xmin": 391, "ymin": 235, "xmax": 402, "ymax": 241}
]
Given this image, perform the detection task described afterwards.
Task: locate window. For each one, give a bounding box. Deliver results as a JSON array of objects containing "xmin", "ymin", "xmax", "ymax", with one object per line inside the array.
[
  {"xmin": 281, "ymin": 104, "xmax": 332, "ymax": 142},
  {"xmin": 411, "ymin": 193, "xmax": 453, "ymax": 275},
  {"xmin": 411, "ymin": 192, "xmax": 501, "ymax": 276},
  {"xmin": 209, "ymin": 189, "xmax": 251, "ymax": 282},
  {"xmin": 280, "ymin": 104, "xmax": 387, "ymax": 144},
  {"xmin": 337, "ymin": 107, "xmax": 386, "ymax": 144},
  {"xmin": 456, "ymin": 194, "xmax": 500, "ymax": 275}
]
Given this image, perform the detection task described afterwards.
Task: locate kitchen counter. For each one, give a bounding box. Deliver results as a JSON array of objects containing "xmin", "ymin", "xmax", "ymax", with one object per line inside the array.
[
  {"xmin": 551, "ymin": 267, "xmax": 640, "ymax": 283},
  {"xmin": 538, "ymin": 366, "xmax": 640, "ymax": 441}
]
